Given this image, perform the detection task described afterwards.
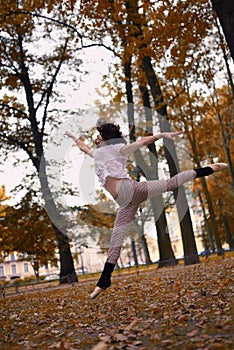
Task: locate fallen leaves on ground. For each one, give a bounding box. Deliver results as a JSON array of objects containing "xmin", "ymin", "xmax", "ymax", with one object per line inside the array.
[{"xmin": 1, "ymin": 258, "xmax": 234, "ymax": 350}]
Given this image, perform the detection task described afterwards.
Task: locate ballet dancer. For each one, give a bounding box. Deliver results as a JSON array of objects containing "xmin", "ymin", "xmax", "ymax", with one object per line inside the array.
[{"xmin": 65, "ymin": 122, "xmax": 227, "ymax": 299}]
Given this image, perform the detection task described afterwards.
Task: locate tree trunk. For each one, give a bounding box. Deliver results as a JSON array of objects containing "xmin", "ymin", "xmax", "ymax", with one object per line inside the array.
[
  {"xmin": 131, "ymin": 238, "xmax": 139, "ymax": 266},
  {"xmin": 215, "ymin": 16, "xmax": 234, "ymax": 96},
  {"xmin": 140, "ymin": 233, "xmax": 152, "ymax": 265},
  {"xmin": 32, "ymin": 260, "xmax": 40, "ymax": 282},
  {"xmin": 138, "ymin": 80, "xmax": 177, "ymax": 267},
  {"xmin": 198, "ymin": 191, "xmax": 216, "ymax": 253},
  {"xmin": 39, "ymin": 157, "xmax": 78, "ymax": 283},
  {"xmin": 215, "ymin": 107, "xmax": 234, "ymax": 187},
  {"xmin": 124, "ymin": 58, "xmax": 177, "ymax": 267},
  {"xmin": 211, "ymin": 0, "xmax": 234, "ymax": 61},
  {"xmin": 123, "ymin": 0, "xmax": 198, "ymax": 264},
  {"xmin": 142, "ymin": 56, "xmax": 199, "ymax": 265},
  {"xmin": 53, "ymin": 225, "xmax": 78, "ymax": 283},
  {"xmin": 222, "ymin": 214, "xmax": 234, "ymax": 250},
  {"xmin": 187, "ymin": 129, "xmax": 223, "ymax": 253},
  {"xmin": 151, "ymin": 197, "xmax": 178, "ymax": 267},
  {"xmin": 219, "ymin": 199, "xmax": 234, "ymax": 249},
  {"xmin": 133, "ymin": 219, "xmax": 152, "ymax": 265},
  {"xmin": 224, "ymin": 146, "xmax": 234, "ymax": 188},
  {"xmin": 199, "ymin": 178, "xmax": 222, "ymax": 252}
]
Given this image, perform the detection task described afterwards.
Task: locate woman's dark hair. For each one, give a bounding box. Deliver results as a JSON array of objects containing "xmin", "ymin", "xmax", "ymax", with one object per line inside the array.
[{"xmin": 97, "ymin": 123, "xmax": 126, "ymax": 145}]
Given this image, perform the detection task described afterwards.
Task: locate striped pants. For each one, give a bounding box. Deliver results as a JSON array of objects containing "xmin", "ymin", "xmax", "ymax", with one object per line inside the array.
[{"xmin": 106, "ymin": 169, "xmax": 196, "ymax": 264}]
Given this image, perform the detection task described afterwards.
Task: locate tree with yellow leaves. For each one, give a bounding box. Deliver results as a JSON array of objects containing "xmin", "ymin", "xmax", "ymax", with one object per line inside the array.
[
  {"xmin": 0, "ymin": 0, "xmax": 84, "ymax": 283},
  {"xmin": 0, "ymin": 191, "xmax": 57, "ymax": 280}
]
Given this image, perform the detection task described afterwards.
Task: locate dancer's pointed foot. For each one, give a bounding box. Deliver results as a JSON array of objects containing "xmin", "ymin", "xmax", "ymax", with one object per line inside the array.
[
  {"xmin": 209, "ymin": 163, "xmax": 228, "ymax": 173},
  {"xmin": 90, "ymin": 286, "xmax": 104, "ymax": 299},
  {"xmin": 90, "ymin": 262, "xmax": 115, "ymax": 299}
]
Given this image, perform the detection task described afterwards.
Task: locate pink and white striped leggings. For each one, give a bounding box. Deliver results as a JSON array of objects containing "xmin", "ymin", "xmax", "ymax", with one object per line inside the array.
[{"xmin": 106, "ymin": 170, "xmax": 196, "ymax": 264}]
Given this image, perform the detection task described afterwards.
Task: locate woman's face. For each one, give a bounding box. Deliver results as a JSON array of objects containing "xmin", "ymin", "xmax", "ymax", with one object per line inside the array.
[{"xmin": 95, "ymin": 134, "xmax": 104, "ymax": 145}]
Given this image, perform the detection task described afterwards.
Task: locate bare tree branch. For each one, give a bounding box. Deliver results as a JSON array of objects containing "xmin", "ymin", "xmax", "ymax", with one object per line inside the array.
[
  {"xmin": 0, "ymin": 103, "xmax": 29, "ymax": 119},
  {"xmin": 38, "ymin": 38, "xmax": 69, "ymax": 134},
  {"xmin": 1, "ymin": 133, "xmax": 38, "ymax": 167},
  {"xmin": 5, "ymin": 10, "xmax": 83, "ymax": 40}
]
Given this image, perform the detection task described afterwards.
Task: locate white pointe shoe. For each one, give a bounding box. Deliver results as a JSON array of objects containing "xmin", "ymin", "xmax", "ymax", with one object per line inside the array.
[
  {"xmin": 209, "ymin": 163, "xmax": 228, "ymax": 173},
  {"xmin": 90, "ymin": 286, "xmax": 104, "ymax": 299}
]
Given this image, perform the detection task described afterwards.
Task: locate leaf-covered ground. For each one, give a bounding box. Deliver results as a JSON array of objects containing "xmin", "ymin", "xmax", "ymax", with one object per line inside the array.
[{"xmin": 1, "ymin": 258, "xmax": 234, "ymax": 350}]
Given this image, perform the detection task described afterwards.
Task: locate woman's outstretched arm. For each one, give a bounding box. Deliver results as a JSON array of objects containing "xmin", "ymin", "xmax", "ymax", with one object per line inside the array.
[
  {"xmin": 120, "ymin": 131, "xmax": 183, "ymax": 156},
  {"xmin": 65, "ymin": 131, "xmax": 93, "ymax": 156}
]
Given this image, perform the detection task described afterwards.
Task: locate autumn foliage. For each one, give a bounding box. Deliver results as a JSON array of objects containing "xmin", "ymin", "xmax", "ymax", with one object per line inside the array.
[{"xmin": 0, "ymin": 191, "xmax": 57, "ymax": 277}]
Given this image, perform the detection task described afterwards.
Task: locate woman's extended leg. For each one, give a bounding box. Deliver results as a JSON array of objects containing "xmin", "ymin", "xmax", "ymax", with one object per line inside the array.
[{"xmin": 147, "ymin": 163, "xmax": 228, "ymax": 199}]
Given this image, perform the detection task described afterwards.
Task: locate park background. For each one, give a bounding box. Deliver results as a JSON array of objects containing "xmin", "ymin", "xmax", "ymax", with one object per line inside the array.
[{"xmin": 0, "ymin": 1, "xmax": 233, "ymax": 348}]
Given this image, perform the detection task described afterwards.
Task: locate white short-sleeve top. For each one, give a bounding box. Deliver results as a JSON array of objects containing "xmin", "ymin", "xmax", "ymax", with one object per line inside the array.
[{"xmin": 93, "ymin": 143, "xmax": 130, "ymax": 186}]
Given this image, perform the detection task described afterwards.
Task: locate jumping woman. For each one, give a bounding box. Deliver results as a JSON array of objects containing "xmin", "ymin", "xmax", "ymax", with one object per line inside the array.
[{"xmin": 65, "ymin": 123, "xmax": 227, "ymax": 299}]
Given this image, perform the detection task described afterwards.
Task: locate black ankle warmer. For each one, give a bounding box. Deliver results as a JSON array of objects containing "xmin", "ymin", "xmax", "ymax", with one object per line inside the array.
[
  {"xmin": 97, "ymin": 262, "xmax": 115, "ymax": 289},
  {"xmin": 194, "ymin": 166, "xmax": 214, "ymax": 178}
]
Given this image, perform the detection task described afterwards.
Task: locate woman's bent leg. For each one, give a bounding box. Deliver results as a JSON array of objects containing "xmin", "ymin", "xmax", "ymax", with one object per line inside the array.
[
  {"xmin": 106, "ymin": 179, "xmax": 145, "ymax": 265},
  {"xmin": 90, "ymin": 205, "xmax": 138, "ymax": 299},
  {"xmin": 91, "ymin": 181, "xmax": 138, "ymax": 299},
  {"xmin": 107, "ymin": 204, "xmax": 139, "ymax": 265}
]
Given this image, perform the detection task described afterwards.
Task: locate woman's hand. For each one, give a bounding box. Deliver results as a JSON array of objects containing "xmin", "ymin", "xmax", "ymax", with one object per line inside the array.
[
  {"xmin": 64, "ymin": 131, "xmax": 92, "ymax": 156},
  {"xmin": 161, "ymin": 131, "xmax": 183, "ymax": 139},
  {"xmin": 65, "ymin": 131, "xmax": 76, "ymax": 139}
]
